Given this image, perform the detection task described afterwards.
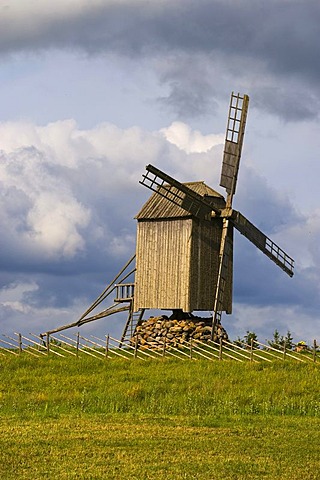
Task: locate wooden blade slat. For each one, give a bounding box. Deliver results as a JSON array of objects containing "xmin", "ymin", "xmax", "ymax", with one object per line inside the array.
[
  {"xmin": 231, "ymin": 211, "xmax": 294, "ymax": 277},
  {"xmin": 140, "ymin": 164, "xmax": 220, "ymax": 219}
]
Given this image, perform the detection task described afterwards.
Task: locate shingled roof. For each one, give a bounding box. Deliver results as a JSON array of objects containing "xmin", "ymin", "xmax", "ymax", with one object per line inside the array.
[{"xmin": 135, "ymin": 181, "xmax": 225, "ymax": 220}]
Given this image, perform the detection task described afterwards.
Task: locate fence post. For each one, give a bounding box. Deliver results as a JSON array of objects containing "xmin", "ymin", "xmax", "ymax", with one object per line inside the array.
[
  {"xmin": 313, "ymin": 339, "xmax": 317, "ymax": 363},
  {"xmin": 18, "ymin": 333, "xmax": 22, "ymax": 354},
  {"xmin": 283, "ymin": 342, "xmax": 286, "ymax": 361},
  {"xmin": 250, "ymin": 338, "xmax": 253, "ymax": 362},
  {"xmin": 190, "ymin": 339, "xmax": 193, "ymax": 359},
  {"xmin": 74, "ymin": 332, "xmax": 80, "ymax": 357},
  {"xmin": 219, "ymin": 337, "xmax": 223, "ymax": 360},
  {"xmin": 134, "ymin": 335, "xmax": 138, "ymax": 358},
  {"xmin": 46, "ymin": 332, "xmax": 50, "ymax": 355},
  {"xmin": 105, "ymin": 335, "xmax": 109, "ymax": 359}
]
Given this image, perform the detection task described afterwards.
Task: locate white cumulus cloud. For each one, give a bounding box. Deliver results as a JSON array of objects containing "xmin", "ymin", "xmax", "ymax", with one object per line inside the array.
[{"xmin": 160, "ymin": 121, "xmax": 224, "ymax": 153}]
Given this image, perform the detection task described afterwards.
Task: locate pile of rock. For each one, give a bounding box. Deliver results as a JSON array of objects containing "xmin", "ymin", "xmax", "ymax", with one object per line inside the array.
[{"xmin": 131, "ymin": 315, "xmax": 228, "ymax": 350}]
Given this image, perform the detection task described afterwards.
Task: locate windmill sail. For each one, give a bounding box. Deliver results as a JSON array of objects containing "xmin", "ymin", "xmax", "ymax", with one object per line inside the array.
[
  {"xmin": 231, "ymin": 211, "xmax": 294, "ymax": 277},
  {"xmin": 220, "ymin": 93, "xmax": 249, "ymax": 199},
  {"xmin": 140, "ymin": 164, "xmax": 220, "ymax": 219},
  {"xmin": 212, "ymin": 92, "xmax": 250, "ymax": 331}
]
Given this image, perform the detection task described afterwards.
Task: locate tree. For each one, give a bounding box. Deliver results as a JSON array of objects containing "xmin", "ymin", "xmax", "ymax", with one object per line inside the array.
[
  {"xmin": 234, "ymin": 331, "xmax": 258, "ymax": 349},
  {"xmin": 283, "ymin": 330, "xmax": 294, "ymax": 351},
  {"xmin": 267, "ymin": 329, "xmax": 294, "ymax": 351},
  {"xmin": 267, "ymin": 329, "xmax": 281, "ymax": 350},
  {"xmin": 244, "ymin": 331, "xmax": 259, "ymax": 349}
]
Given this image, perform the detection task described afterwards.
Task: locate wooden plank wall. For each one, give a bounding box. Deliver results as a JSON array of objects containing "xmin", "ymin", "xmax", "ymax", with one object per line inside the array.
[
  {"xmin": 134, "ymin": 217, "xmax": 233, "ymax": 313},
  {"xmin": 134, "ymin": 218, "xmax": 192, "ymax": 311},
  {"xmin": 189, "ymin": 218, "xmax": 221, "ymax": 311}
]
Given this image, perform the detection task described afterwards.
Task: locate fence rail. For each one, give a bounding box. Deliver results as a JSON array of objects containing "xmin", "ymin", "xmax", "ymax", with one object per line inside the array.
[{"xmin": 0, "ymin": 333, "xmax": 318, "ymax": 363}]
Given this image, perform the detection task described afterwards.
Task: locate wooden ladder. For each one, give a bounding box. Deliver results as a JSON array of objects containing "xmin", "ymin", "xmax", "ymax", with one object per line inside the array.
[{"xmin": 119, "ymin": 304, "xmax": 145, "ymax": 348}]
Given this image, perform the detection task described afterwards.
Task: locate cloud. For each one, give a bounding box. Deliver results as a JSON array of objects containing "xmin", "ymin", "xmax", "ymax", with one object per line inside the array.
[
  {"xmin": 228, "ymin": 303, "xmax": 319, "ymax": 346},
  {"xmin": 251, "ymin": 86, "xmax": 319, "ymax": 122},
  {"xmin": 0, "ymin": 278, "xmax": 89, "ymax": 335},
  {"xmin": 155, "ymin": 54, "xmax": 220, "ymax": 118},
  {"xmin": 0, "ymin": 118, "xmax": 224, "ymax": 272},
  {"xmin": 0, "ymin": 145, "xmax": 90, "ymax": 260},
  {"xmin": 0, "ymin": 1, "xmax": 319, "ymax": 121},
  {"xmin": 160, "ymin": 121, "xmax": 224, "ymax": 153},
  {"xmin": 0, "ymin": 280, "xmax": 38, "ymax": 310},
  {"xmin": 0, "ymin": 118, "xmax": 226, "ymax": 270},
  {"xmin": 234, "ymin": 166, "xmax": 301, "ymax": 234},
  {"xmin": 2, "ymin": 0, "xmax": 319, "ymax": 73}
]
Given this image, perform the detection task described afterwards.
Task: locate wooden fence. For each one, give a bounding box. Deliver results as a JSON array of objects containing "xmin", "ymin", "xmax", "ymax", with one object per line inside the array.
[{"xmin": 0, "ymin": 332, "xmax": 318, "ymax": 363}]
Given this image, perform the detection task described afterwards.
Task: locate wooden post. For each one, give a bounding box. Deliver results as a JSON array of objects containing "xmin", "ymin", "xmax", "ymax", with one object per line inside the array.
[
  {"xmin": 46, "ymin": 332, "xmax": 50, "ymax": 355},
  {"xmin": 18, "ymin": 333, "xmax": 22, "ymax": 354},
  {"xmin": 76, "ymin": 332, "xmax": 80, "ymax": 357},
  {"xmin": 250, "ymin": 338, "xmax": 253, "ymax": 362},
  {"xmin": 219, "ymin": 337, "xmax": 223, "ymax": 360},
  {"xmin": 134, "ymin": 335, "xmax": 138, "ymax": 358},
  {"xmin": 105, "ymin": 335, "xmax": 109, "ymax": 359},
  {"xmin": 190, "ymin": 339, "xmax": 193, "ymax": 359},
  {"xmin": 313, "ymin": 339, "xmax": 317, "ymax": 363}
]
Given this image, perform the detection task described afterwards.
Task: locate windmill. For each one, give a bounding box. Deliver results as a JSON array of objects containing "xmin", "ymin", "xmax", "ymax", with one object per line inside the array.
[
  {"xmin": 135, "ymin": 92, "xmax": 294, "ymax": 337},
  {"xmin": 43, "ymin": 92, "xmax": 294, "ymax": 342}
]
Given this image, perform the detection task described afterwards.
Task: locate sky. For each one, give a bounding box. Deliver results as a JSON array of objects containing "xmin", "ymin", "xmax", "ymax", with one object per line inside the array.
[{"xmin": 0, "ymin": 0, "xmax": 319, "ymax": 345}]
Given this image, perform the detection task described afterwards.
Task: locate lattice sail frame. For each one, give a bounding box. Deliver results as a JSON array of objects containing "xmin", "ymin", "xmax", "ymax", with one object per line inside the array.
[
  {"xmin": 220, "ymin": 92, "xmax": 249, "ymax": 199},
  {"xmin": 231, "ymin": 211, "xmax": 294, "ymax": 277}
]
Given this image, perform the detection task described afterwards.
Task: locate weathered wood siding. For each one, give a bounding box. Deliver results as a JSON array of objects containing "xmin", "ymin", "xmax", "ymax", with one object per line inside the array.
[
  {"xmin": 189, "ymin": 218, "xmax": 232, "ymax": 312},
  {"xmin": 134, "ymin": 216, "xmax": 233, "ymax": 313},
  {"xmin": 189, "ymin": 218, "xmax": 220, "ymax": 311},
  {"xmin": 134, "ymin": 218, "xmax": 193, "ymax": 311}
]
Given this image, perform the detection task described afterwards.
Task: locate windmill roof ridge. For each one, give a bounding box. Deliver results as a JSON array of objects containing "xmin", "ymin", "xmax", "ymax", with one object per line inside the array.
[
  {"xmin": 184, "ymin": 180, "xmax": 224, "ymax": 199},
  {"xmin": 185, "ymin": 180, "xmax": 205, "ymax": 184}
]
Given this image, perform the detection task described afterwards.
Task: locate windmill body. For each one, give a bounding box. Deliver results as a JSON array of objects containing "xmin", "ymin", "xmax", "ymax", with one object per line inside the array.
[{"xmin": 134, "ymin": 182, "xmax": 233, "ymax": 313}]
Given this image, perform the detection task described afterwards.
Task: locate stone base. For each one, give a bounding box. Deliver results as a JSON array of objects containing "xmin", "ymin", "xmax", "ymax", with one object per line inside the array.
[{"xmin": 131, "ymin": 315, "xmax": 228, "ymax": 349}]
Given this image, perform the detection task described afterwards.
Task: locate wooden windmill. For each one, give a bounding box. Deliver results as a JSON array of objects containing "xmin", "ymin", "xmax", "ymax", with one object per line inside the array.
[
  {"xmin": 44, "ymin": 92, "xmax": 294, "ymax": 341},
  {"xmin": 134, "ymin": 92, "xmax": 294, "ymax": 334}
]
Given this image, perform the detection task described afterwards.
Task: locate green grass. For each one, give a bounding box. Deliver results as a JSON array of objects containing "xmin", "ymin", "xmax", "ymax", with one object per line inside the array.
[{"xmin": 0, "ymin": 356, "xmax": 320, "ymax": 479}]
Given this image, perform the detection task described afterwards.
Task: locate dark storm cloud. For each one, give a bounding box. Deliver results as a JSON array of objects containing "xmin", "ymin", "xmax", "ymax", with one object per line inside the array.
[
  {"xmin": 235, "ymin": 166, "xmax": 301, "ymax": 234},
  {"xmin": 234, "ymin": 234, "xmax": 319, "ymax": 313},
  {"xmin": 1, "ymin": 1, "xmax": 319, "ymax": 120},
  {"xmin": 156, "ymin": 56, "xmax": 219, "ymax": 118},
  {"xmin": 2, "ymin": 1, "xmax": 319, "ymax": 77},
  {"xmin": 231, "ymin": 169, "xmax": 307, "ymax": 310},
  {"xmin": 251, "ymin": 87, "xmax": 319, "ymax": 122}
]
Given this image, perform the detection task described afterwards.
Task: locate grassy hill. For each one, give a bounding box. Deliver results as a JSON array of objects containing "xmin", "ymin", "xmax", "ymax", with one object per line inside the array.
[{"xmin": 0, "ymin": 355, "xmax": 319, "ymax": 479}]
